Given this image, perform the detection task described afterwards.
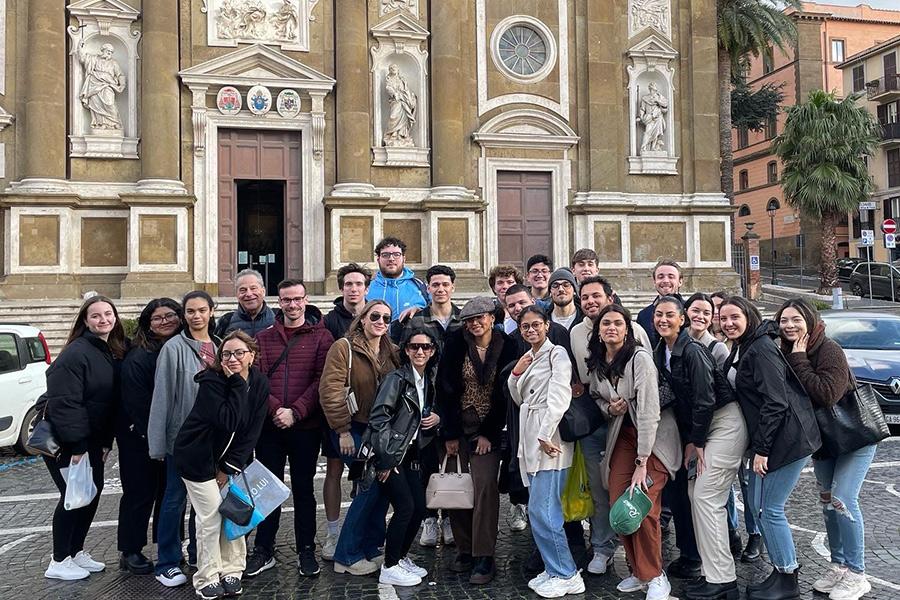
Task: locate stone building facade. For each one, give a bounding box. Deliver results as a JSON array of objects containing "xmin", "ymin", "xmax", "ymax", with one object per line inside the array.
[{"xmin": 0, "ymin": 0, "xmax": 736, "ymax": 299}]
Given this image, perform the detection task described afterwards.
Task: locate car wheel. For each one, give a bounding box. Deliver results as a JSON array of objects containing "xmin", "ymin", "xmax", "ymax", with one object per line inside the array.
[
  {"xmin": 14, "ymin": 406, "xmax": 39, "ymax": 455},
  {"xmin": 851, "ymin": 283, "xmax": 864, "ymax": 297}
]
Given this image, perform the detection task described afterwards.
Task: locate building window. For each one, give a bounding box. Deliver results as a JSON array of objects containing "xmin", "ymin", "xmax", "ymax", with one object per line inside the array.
[
  {"xmin": 738, "ymin": 127, "xmax": 749, "ymax": 149},
  {"xmin": 491, "ymin": 17, "xmax": 556, "ymax": 83},
  {"xmin": 738, "ymin": 204, "xmax": 751, "ymax": 217},
  {"xmin": 888, "ymin": 148, "xmax": 900, "ymax": 188},
  {"xmin": 852, "ymin": 65, "xmax": 865, "ymax": 92},
  {"xmin": 765, "ymin": 114, "xmax": 777, "ymax": 139},
  {"xmin": 739, "ymin": 170, "xmax": 749, "ymax": 190},
  {"xmin": 762, "ymin": 46, "xmax": 774, "ymax": 74},
  {"xmin": 830, "ymin": 39, "xmax": 845, "ymax": 63},
  {"xmin": 767, "ymin": 161, "xmax": 778, "ymax": 183}
]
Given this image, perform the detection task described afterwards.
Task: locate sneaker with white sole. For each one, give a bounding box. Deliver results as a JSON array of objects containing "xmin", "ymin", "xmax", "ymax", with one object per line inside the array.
[
  {"xmin": 587, "ymin": 552, "xmax": 611, "ymax": 575},
  {"xmin": 441, "ymin": 517, "xmax": 455, "ymax": 545},
  {"xmin": 379, "ymin": 563, "xmax": 422, "ymax": 586},
  {"xmin": 419, "ymin": 518, "xmax": 438, "ymax": 547},
  {"xmin": 196, "ymin": 580, "xmax": 225, "ymax": 599},
  {"xmin": 814, "ymin": 564, "xmax": 848, "ymax": 593},
  {"xmin": 829, "ymin": 570, "xmax": 871, "ymax": 600},
  {"xmin": 156, "ymin": 566, "xmax": 188, "ymax": 587},
  {"xmin": 72, "ymin": 550, "xmax": 105, "ymax": 572},
  {"xmin": 534, "ymin": 572, "xmax": 586, "ymax": 598},
  {"xmin": 617, "ymin": 574, "xmax": 646, "ymax": 593},
  {"xmin": 334, "ymin": 558, "xmax": 379, "ymax": 576},
  {"xmin": 322, "ymin": 531, "xmax": 339, "ymax": 561},
  {"xmin": 528, "ymin": 571, "xmax": 551, "ymax": 591},
  {"xmin": 508, "ymin": 504, "xmax": 528, "ymax": 532},
  {"xmin": 399, "ymin": 557, "xmax": 427, "ymax": 578},
  {"xmin": 45, "ymin": 556, "xmax": 90, "ymax": 581},
  {"xmin": 645, "ymin": 572, "xmax": 671, "ymax": 600}
]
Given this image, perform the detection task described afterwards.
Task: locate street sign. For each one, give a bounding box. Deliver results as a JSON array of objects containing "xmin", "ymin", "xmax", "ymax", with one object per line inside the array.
[
  {"xmin": 749, "ymin": 255, "xmax": 760, "ymax": 271},
  {"xmin": 861, "ymin": 229, "xmax": 875, "ymax": 247},
  {"xmin": 859, "ymin": 201, "xmax": 877, "ymax": 210},
  {"xmin": 883, "ymin": 218, "xmax": 897, "ymax": 234},
  {"xmin": 887, "ymin": 233, "xmax": 897, "ymax": 249}
]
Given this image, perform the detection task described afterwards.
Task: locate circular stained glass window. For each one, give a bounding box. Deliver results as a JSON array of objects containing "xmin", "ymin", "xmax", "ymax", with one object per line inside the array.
[{"xmin": 498, "ymin": 25, "xmax": 549, "ymax": 78}]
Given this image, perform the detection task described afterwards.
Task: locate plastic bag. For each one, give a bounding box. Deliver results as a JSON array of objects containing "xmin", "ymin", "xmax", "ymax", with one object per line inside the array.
[
  {"xmin": 64, "ymin": 454, "xmax": 97, "ymax": 511},
  {"xmin": 221, "ymin": 481, "xmax": 265, "ymax": 541},
  {"xmin": 561, "ymin": 441, "xmax": 593, "ymax": 522},
  {"xmin": 219, "ymin": 460, "xmax": 291, "ymax": 540}
]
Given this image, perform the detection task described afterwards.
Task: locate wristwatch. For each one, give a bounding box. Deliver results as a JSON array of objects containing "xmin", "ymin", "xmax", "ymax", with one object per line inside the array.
[{"xmin": 634, "ymin": 456, "xmax": 648, "ymax": 467}]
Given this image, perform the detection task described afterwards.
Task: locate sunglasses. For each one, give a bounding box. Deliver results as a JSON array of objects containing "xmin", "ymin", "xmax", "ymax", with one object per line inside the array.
[
  {"xmin": 368, "ymin": 312, "xmax": 391, "ymax": 324},
  {"xmin": 406, "ymin": 342, "xmax": 434, "ymax": 353}
]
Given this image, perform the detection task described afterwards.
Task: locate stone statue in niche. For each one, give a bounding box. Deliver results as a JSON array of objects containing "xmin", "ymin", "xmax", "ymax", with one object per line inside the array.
[
  {"xmin": 383, "ymin": 64, "xmax": 417, "ymax": 147},
  {"xmin": 638, "ymin": 82, "xmax": 668, "ymax": 153},
  {"xmin": 76, "ymin": 41, "xmax": 125, "ymax": 132},
  {"xmin": 272, "ymin": 1, "xmax": 299, "ymax": 40}
]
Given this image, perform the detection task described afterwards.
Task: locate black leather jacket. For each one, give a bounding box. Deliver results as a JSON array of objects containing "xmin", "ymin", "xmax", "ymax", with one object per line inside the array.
[{"xmin": 367, "ymin": 363, "xmax": 438, "ymax": 471}]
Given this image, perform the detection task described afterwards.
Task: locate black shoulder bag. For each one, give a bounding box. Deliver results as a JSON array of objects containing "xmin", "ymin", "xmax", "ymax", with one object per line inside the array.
[
  {"xmin": 26, "ymin": 396, "xmax": 60, "ymax": 458},
  {"xmin": 814, "ymin": 372, "xmax": 889, "ymax": 457}
]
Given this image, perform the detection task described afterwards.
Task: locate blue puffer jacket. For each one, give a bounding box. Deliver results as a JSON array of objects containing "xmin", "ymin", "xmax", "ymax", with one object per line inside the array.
[{"xmin": 366, "ymin": 267, "xmax": 428, "ymax": 321}]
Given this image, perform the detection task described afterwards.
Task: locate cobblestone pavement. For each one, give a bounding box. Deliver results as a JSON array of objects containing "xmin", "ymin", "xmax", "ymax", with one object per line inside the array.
[{"xmin": 1, "ymin": 439, "xmax": 899, "ymax": 600}]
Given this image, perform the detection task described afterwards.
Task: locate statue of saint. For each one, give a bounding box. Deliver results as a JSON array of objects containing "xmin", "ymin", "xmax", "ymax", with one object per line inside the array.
[
  {"xmin": 383, "ymin": 64, "xmax": 417, "ymax": 147},
  {"xmin": 638, "ymin": 82, "xmax": 668, "ymax": 153},
  {"xmin": 76, "ymin": 41, "xmax": 126, "ymax": 131},
  {"xmin": 272, "ymin": 1, "xmax": 298, "ymax": 40}
]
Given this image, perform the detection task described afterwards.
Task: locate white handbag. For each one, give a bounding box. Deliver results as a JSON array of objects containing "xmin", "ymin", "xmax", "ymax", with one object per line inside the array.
[{"xmin": 426, "ymin": 455, "xmax": 474, "ymax": 510}]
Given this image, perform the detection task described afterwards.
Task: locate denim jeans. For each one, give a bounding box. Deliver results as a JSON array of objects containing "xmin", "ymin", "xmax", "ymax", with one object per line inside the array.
[
  {"xmin": 578, "ymin": 424, "xmax": 618, "ymax": 558},
  {"xmin": 528, "ymin": 469, "xmax": 577, "ymax": 579},
  {"xmin": 813, "ymin": 444, "xmax": 877, "ymax": 574},
  {"xmin": 333, "ymin": 479, "xmax": 389, "ymax": 566},
  {"xmin": 747, "ymin": 455, "xmax": 809, "ymax": 572},
  {"xmin": 156, "ymin": 455, "xmax": 196, "ymax": 574},
  {"xmin": 727, "ymin": 462, "xmax": 760, "ymax": 535}
]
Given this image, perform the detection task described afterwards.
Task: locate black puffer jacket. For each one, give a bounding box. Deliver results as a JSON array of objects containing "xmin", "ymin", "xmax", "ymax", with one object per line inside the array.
[
  {"xmin": 654, "ymin": 329, "xmax": 734, "ymax": 448},
  {"xmin": 725, "ymin": 321, "xmax": 821, "ymax": 471},
  {"xmin": 118, "ymin": 344, "xmax": 163, "ymax": 438},
  {"xmin": 367, "ymin": 363, "xmax": 438, "ymax": 471}
]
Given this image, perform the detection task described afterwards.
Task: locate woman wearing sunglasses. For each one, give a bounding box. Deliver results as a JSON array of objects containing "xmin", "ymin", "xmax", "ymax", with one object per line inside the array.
[{"xmin": 320, "ymin": 300, "xmax": 400, "ymax": 575}]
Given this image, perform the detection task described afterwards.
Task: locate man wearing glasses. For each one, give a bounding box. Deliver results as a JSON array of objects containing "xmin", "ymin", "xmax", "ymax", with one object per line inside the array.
[
  {"xmin": 525, "ymin": 255, "xmax": 553, "ymax": 302},
  {"xmin": 244, "ymin": 279, "xmax": 335, "ymax": 579},
  {"xmin": 366, "ymin": 237, "xmax": 428, "ymax": 322},
  {"xmin": 215, "ymin": 269, "xmax": 276, "ymax": 338}
]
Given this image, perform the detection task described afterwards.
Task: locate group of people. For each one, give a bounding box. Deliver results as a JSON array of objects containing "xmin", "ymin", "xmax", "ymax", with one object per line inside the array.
[{"xmin": 36, "ymin": 235, "xmax": 879, "ymax": 600}]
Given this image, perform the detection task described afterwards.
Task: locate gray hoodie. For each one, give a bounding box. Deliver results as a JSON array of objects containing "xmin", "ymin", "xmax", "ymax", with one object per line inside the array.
[{"xmin": 147, "ymin": 331, "xmax": 216, "ymax": 459}]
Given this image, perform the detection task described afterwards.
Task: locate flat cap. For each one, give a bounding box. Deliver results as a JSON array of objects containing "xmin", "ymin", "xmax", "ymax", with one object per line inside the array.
[{"xmin": 459, "ymin": 296, "xmax": 497, "ymax": 320}]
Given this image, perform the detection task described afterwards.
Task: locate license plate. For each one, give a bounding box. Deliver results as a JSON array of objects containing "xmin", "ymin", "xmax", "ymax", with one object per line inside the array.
[{"xmin": 885, "ymin": 414, "xmax": 900, "ymax": 425}]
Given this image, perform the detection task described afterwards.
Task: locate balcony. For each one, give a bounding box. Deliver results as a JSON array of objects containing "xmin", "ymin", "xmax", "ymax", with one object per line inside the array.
[
  {"xmin": 866, "ymin": 74, "xmax": 900, "ymax": 101},
  {"xmin": 882, "ymin": 121, "xmax": 900, "ymax": 146}
]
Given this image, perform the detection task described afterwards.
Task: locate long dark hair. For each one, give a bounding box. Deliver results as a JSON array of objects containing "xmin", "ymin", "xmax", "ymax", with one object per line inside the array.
[
  {"xmin": 66, "ymin": 295, "xmax": 128, "ymax": 359},
  {"xmin": 399, "ymin": 320, "xmax": 441, "ymax": 372},
  {"xmin": 774, "ymin": 297, "xmax": 820, "ymax": 337},
  {"xmin": 719, "ymin": 296, "xmax": 763, "ymax": 346},
  {"xmin": 133, "ymin": 298, "xmax": 183, "ymax": 351},
  {"xmin": 182, "ymin": 290, "xmax": 217, "ymax": 339},
  {"xmin": 586, "ymin": 305, "xmax": 638, "ymax": 383}
]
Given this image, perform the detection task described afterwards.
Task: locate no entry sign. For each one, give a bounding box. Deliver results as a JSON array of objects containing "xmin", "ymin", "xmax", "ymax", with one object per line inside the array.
[{"xmin": 883, "ymin": 218, "xmax": 897, "ymax": 235}]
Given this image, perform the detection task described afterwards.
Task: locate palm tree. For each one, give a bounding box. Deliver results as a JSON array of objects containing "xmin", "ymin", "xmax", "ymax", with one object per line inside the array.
[
  {"xmin": 717, "ymin": 0, "xmax": 800, "ymax": 203},
  {"xmin": 773, "ymin": 90, "xmax": 880, "ymax": 293}
]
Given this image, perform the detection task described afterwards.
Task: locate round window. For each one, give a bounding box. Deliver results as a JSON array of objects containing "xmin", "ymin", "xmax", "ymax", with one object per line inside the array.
[{"xmin": 491, "ymin": 17, "xmax": 557, "ymax": 83}]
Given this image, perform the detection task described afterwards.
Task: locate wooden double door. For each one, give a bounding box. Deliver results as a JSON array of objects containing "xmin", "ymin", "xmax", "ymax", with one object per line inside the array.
[{"xmin": 497, "ymin": 171, "xmax": 553, "ymax": 269}]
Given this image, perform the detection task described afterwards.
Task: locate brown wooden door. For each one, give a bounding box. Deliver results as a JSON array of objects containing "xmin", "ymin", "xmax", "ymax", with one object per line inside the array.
[
  {"xmin": 497, "ymin": 171, "xmax": 552, "ymax": 268},
  {"xmin": 217, "ymin": 129, "xmax": 302, "ymax": 292}
]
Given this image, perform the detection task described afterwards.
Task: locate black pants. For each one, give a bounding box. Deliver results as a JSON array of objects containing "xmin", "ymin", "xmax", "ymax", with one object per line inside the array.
[
  {"xmin": 419, "ymin": 441, "xmax": 440, "ymax": 519},
  {"xmin": 116, "ymin": 427, "xmax": 166, "ymax": 554},
  {"xmin": 664, "ymin": 464, "xmax": 700, "ymax": 561},
  {"xmin": 253, "ymin": 424, "xmax": 321, "ymax": 553},
  {"xmin": 44, "ymin": 446, "xmax": 106, "ymax": 562},
  {"xmin": 380, "ymin": 447, "xmax": 426, "ymax": 568}
]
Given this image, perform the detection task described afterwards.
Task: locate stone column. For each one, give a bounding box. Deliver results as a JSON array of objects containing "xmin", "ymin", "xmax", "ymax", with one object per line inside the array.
[
  {"xmin": 23, "ymin": 0, "xmax": 66, "ymax": 181},
  {"xmin": 430, "ymin": 0, "xmax": 467, "ymax": 196},
  {"xmin": 331, "ymin": 0, "xmax": 374, "ymax": 195},
  {"xmin": 138, "ymin": 0, "xmax": 185, "ymax": 191},
  {"xmin": 742, "ymin": 224, "xmax": 761, "ymax": 300},
  {"xmin": 586, "ymin": 0, "xmax": 621, "ymax": 191}
]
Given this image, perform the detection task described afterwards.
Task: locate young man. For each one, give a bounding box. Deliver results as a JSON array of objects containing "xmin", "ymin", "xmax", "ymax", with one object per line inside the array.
[
  {"xmin": 548, "ymin": 268, "xmax": 583, "ymax": 331},
  {"xmin": 488, "ymin": 264, "xmax": 523, "ymax": 333},
  {"xmin": 324, "ymin": 263, "xmax": 372, "ymax": 341},
  {"xmin": 636, "ymin": 259, "xmax": 685, "ymax": 350},
  {"xmin": 525, "ymin": 254, "xmax": 553, "ymax": 301},
  {"xmin": 570, "ymin": 248, "xmax": 600, "ymax": 284},
  {"xmin": 215, "ymin": 269, "xmax": 276, "ymax": 338},
  {"xmin": 246, "ymin": 279, "xmax": 334, "ymax": 578},
  {"xmin": 366, "ymin": 237, "xmax": 428, "ymax": 322}
]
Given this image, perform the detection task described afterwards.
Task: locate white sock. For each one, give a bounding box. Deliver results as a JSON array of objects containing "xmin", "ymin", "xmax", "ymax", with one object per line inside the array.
[{"xmin": 327, "ymin": 519, "xmax": 340, "ymax": 535}]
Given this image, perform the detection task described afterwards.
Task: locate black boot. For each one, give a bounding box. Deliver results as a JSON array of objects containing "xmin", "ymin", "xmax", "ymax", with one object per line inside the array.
[
  {"xmin": 450, "ymin": 552, "xmax": 473, "ymax": 573},
  {"xmin": 747, "ymin": 569, "xmax": 799, "ymax": 600},
  {"xmin": 741, "ymin": 533, "xmax": 763, "ymax": 562},
  {"xmin": 119, "ymin": 552, "xmax": 154, "ymax": 575},
  {"xmin": 685, "ymin": 579, "xmax": 739, "ymax": 600},
  {"xmin": 667, "ymin": 556, "xmax": 702, "ymax": 578},
  {"xmin": 469, "ymin": 556, "xmax": 495, "ymax": 585},
  {"xmin": 747, "ymin": 568, "xmax": 778, "ymax": 592},
  {"xmin": 728, "ymin": 528, "xmax": 743, "ymax": 559}
]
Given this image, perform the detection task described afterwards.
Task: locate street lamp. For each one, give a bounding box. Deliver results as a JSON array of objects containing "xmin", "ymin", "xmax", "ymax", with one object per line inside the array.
[{"xmin": 767, "ymin": 198, "xmax": 781, "ymax": 285}]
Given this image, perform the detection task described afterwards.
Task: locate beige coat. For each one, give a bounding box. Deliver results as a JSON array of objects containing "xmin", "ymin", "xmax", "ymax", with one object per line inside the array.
[
  {"xmin": 570, "ymin": 315, "xmax": 653, "ymax": 385},
  {"xmin": 589, "ymin": 347, "xmax": 682, "ymax": 489},
  {"xmin": 508, "ymin": 339, "xmax": 574, "ymax": 486}
]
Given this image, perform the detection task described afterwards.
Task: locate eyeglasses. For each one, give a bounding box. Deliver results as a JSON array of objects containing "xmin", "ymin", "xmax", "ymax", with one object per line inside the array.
[
  {"xmin": 150, "ymin": 312, "xmax": 178, "ymax": 324},
  {"xmin": 550, "ymin": 281, "xmax": 573, "ymax": 290},
  {"xmin": 528, "ymin": 268, "xmax": 551, "ymax": 276},
  {"xmin": 221, "ymin": 349, "xmax": 251, "ymax": 360},
  {"xmin": 279, "ymin": 296, "xmax": 307, "ymax": 306},
  {"xmin": 520, "ymin": 321, "xmax": 545, "ymax": 331},
  {"xmin": 406, "ymin": 343, "xmax": 434, "ymax": 353},
  {"xmin": 379, "ymin": 251, "xmax": 403, "ymax": 259},
  {"xmin": 368, "ymin": 312, "xmax": 391, "ymax": 324}
]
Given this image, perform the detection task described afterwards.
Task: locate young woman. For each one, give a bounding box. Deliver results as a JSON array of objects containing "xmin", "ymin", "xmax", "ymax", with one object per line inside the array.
[
  {"xmin": 175, "ymin": 331, "xmax": 269, "ymax": 600},
  {"xmin": 709, "ymin": 292, "xmax": 728, "ymax": 343},
  {"xmin": 776, "ymin": 298, "xmax": 875, "ymax": 600},
  {"xmin": 437, "ymin": 296, "xmax": 519, "ymax": 585},
  {"xmin": 720, "ymin": 297, "xmax": 821, "ymax": 600},
  {"xmin": 319, "ymin": 300, "xmax": 400, "ymax": 575},
  {"xmin": 508, "ymin": 307, "xmax": 585, "ymax": 599},
  {"xmin": 148, "ymin": 291, "xmax": 217, "ymax": 588},
  {"xmin": 117, "ymin": 298, "xmax": 182, "ymax": 575},
  {"xmin": 653, "ymin": 296, "xmax": 748, "ymax": 600},
  {"xmin": 684, "ymin": 293, "xmax": 729, "ymax": 368},
  {"xmin": 43, "ymin": 296, "xmax": 128, "ymax": 580},
  {"xmin": 588, "ymin": 305, "xmax": 680, "ymax": 600},
  {"xmin": 368, "ymin": 324, "xmax": 441, "ymax": 587}
]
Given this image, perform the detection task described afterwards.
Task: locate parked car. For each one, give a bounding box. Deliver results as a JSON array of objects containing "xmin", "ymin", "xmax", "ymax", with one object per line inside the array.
[
  {"xmin": 848, "ymin": 262, "xmax": 900, "ymax": 300},
  {"xmin": 821, "ymin": 311, "xmax": 900, "ymax": 432},
  {"xmin": 0, "ymin": 324, "xmax": 50, "ymax": 453},
  {"xmin": 836, "ymin": 257, "xmax": 865, "ymax": 282}
]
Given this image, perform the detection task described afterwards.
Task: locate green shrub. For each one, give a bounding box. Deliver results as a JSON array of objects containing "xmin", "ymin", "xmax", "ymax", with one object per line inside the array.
[
  {"xmin": 812, "ymin": 300, "xmax": 831, "ymax": 312},
  {"xmin": 121, "ymin": 318, "xmax": 139, "ymax": 339}
]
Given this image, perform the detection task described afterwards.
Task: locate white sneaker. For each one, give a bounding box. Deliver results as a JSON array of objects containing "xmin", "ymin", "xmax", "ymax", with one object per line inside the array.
[
  {"xmin": 419, "ymin": 518, "xmax": 438, "ymax": 547},
  {"xmin": 45, "ymin": 556, "xmax": 90, "ymax": 581},
  {"xmin": 72, "ymin": 550, "xmax": 105, "ymax": 572},
  {"xmin": 528, "ymin": 571, "xmax": 551, "ymax": 590},
  {"xmin": 829, "ymin": 570, "xmax": 872, "ymax": 600},
  {"xmin": 508, "ymin": 504, "xmax": 528, "ymax": 531},
  {"xmin": 399, "ymin": 556, "xmax": 427, "ymax": 578},
  {"xmin": 587, "ymin": 552, "xmax": 611, "ymax": 575},
  {"xmin": 379, "ymin": 563, "xmax": 422, "ymax": 586},
  {"xmin": 814, "ymin": 564, "xmax": 848, "ymax": 593},
  {"xmin": 645, "ymin": 572, "xmax": 671, "ymax": 600},
  {"xmin": 155, "ymin": 566, "xmax": 188, "ymax": 587},
  {"xmin": 441, "ymin": 517, "xmax": 455, "ymax": 545},
  {"xmin": 334, "ymin": 558, "xmax": 379, "ymax": 575},
  {"xmin": 617, "ymin": 574, "xmax": 647, "ymax": 593},
  {"xmin": 322, "ymin": 530, "xmax": 339, "ymax": 561},
  {"xmin": 534, "ymin": 572, "xmax": 586, "ymax": 598}
]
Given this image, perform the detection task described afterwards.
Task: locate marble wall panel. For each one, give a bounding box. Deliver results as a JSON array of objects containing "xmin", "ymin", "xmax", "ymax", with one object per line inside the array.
[
  {"xmin": 19, "ymin": 215, "xmax": 60, "ymax": 266},
  {"xmin": 593, "ymin": 221, "xmax": 622, "ymax": 263},
  {"xmin": 339, "ymin": 216, "xmax": 373, "ymax": 263},
  {"xmin": 139, "ymin": 214, "xmax": 178, "ymax": 264},
  {"xmin": 81, "ymin": 217, "xmax": 128, "ymax": 267},
  {"xmin": 699, "ymin": 221, "xmax": 726, "ymax": 262},
  {"xmin": 629, "ymin": 222, "xmax": 686, "ymax": 263},
  {"xmin": 437, "ymin": 218, "xmax": 469, "ymax": 263},
  {"xmin": 383, "ymin": 218, "xmax": 422, "ymax": 263}
]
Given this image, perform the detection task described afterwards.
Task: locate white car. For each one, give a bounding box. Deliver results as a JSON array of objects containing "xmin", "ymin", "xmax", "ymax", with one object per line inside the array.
[{"xmin": 0, "ymin": 323, "xmax": 50, "ymax": 453}]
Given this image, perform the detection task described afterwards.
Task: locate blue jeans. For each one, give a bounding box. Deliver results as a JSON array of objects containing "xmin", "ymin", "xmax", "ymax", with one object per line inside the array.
[
  {"xmin": 813, "ymin": 444, "xmax": 877, "ymax": 574},
  {"xmin": 747, "ymin": 456, "xmax": 809, "ymax": 572},
  {"xmin": 579, "ymin": 425, "xmax": 618, "ymax": 558},
  {"xmin": 156, "ymin": 455, "xmax": 196, "ymax": 574},
  {"xmin": 528, "ymin": 469, "xmax": 577, "ymax": 579},
  {"xmin": 726, "ymin": 463, "xmax": 759, "ymax": 535}
]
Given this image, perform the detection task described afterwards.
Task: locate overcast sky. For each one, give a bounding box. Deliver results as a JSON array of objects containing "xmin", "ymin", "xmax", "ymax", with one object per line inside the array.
[{"xmin": 815, "ymin": 0, "xmax": 900, "ymax": 9}]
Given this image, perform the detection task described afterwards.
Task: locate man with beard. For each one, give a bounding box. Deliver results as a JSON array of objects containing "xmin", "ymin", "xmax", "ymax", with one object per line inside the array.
[
  {"xmin": 366, "ymin": 237, "xmax": 428, "ymax": 322},
  {"xmin": 548, "ymin": 268, "xmax": 583, "ymax": 331},
  {"xmin": 636, "ymin": 259, "xmax": 685, "ymax": 349}
]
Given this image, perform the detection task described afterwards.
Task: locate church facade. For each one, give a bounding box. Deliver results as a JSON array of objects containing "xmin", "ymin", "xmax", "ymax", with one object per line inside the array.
[{"xmin": 0, "ymin": 0, "xmax": 737, "ymax": 299}]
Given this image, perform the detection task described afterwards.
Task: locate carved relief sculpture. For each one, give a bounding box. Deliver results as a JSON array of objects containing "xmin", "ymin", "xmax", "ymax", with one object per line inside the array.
[
  {"xmin": 76, "ymin": 41, "xmax": 126, "ymax": 132},
  {"xmin": 380, "ymin": 0, "xmax": 418, "ymax": 17},
  {"xmin": 628, "ymin": 0, "xmax": 671, "ymax": 39},
  {"xmin": 272, "ymin": 1, "xmax": 299, "ymax": 40},
  {"xmin": 208, "ymin": 0, "xmax": 313, "ymax": 51},
  {"xmin": 383, "ymin": 64, "xmax": 417, "ymax": 147},
  {"xmin": 638, "ymin": 82, "xmax": 667, "ymax": 153}
]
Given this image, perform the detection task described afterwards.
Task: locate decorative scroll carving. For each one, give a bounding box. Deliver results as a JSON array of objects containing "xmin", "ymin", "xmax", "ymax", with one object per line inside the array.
[
  {"xmin": 190, "ymin": 86, "xmax": 208, "ymax": 156},
  {"xmin": 310, "ymin": 92, "xmax": 326, "ymax": 160},
  {"xmin": 628, "ymin": 0, "xmax": 671, "ymax": 39}
]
